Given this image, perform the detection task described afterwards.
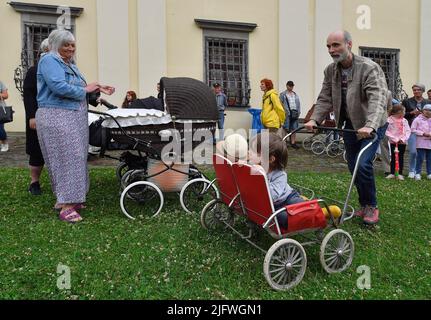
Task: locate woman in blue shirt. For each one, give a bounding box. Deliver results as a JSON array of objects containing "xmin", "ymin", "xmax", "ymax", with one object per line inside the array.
[{"xmin": 36, "ymin": 29, "xmax": 115, "ymax": 223}]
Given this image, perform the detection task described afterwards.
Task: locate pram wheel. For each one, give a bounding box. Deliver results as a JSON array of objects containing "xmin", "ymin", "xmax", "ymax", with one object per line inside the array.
[
  {"xmin": 311, "ymin": 140, "xmax": 326, "ymax": 155},
  {"xmin": 120, "ymin": 181, "xmax": 164, "ymax": 219},
  {"xmin": 200, "ymin": 199, "xmax": 234, "ymax": 230},
  {"xmin": 264, "ymin": 239, "xmax": 307, "ymax": 291},
  {"xmin": 116, "ymin": 162, "xmax": 129, "ymax": 182},
  {"xmin": 120, "ymin": 170, "xmax": 147, "ymax": 191},
  {"xmin": 180, "ymin": 178, "xmax": 219, "ymax": 214},
  {"xmin": 302, "ymin": 135, "xmax": 314, "ymax": 151},
  {"xmin": 320, "ymin": 229, "xmax": 354, "ymax": 274},
  {"xmin": 326, "ymin": 140, "xmax": 344, "ymax": 158}
]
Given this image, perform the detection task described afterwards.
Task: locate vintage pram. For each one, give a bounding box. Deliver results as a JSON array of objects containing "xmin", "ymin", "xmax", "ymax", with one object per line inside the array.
[
  {"xmin": 88, "ymin": 77, "xmax": 221, "ymax": 219},
  {"xmin": 200, "ymin": 127, "xmax": 378, "ymax": 291}
]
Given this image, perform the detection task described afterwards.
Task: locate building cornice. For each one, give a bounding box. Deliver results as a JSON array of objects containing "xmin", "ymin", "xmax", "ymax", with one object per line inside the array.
[
  {"xmin": 195, "ymin": 19, "xmax": 257, "ymax": 33},
  {"xmin": 8, "ymin": 1, "xmax": 83, "ymax": 17}
]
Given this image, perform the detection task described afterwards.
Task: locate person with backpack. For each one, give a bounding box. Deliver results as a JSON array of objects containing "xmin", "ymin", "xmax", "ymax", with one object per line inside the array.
[
  {"xmin": 260, "ymin": 78, "xmax": 285, "ymax": 134},
  {"xmin": 280, "ymin": 81, "xmax": 301, "ymax": 149}
]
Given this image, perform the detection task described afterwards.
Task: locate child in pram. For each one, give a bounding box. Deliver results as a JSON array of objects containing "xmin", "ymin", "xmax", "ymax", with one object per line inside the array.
[{"xmin": 248, "ymin": 132, "xmax": 305, "ymax": 227}]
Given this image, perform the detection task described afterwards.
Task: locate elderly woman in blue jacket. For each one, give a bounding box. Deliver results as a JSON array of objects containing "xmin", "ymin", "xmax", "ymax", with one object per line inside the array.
[{"xmin": 36, "ymin": 29, "xmax": 115, "ymax": 223}]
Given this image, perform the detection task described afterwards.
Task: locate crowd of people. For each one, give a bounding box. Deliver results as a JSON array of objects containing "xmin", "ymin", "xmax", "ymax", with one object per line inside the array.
[{"xmin": 1, "ymin": 27, "xmax": 430, "ymax": 227}]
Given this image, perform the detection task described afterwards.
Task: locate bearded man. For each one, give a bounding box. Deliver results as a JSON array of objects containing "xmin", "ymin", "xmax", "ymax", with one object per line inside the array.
[{"xmin": 305, "ymin": 30, "xmax": 388, "ymax": 225}]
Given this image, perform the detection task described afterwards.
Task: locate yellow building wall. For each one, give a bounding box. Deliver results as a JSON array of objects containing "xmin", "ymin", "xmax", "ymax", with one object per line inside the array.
[
  {"xmin": 166, "ymin": 0, "xmax": 279, "ymax": 132},
  {"xmin": 343, "ymin": 0, "xmax": 420, "ymax": 96},
  {"xmin": 0, "ymin": 0, "xmax": 98, "ymax": 133}
]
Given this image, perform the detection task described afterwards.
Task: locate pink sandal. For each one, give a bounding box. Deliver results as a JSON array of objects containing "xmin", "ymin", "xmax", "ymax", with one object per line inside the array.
[{"xmin": 59, "ymin": 208, "xmax": 83, "ymax": 223}]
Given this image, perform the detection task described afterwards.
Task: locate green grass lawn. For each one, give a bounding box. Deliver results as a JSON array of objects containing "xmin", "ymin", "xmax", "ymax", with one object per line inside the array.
[{"xmin": 0, "ymin": 167, "xmax": 430, "ymax": 300}]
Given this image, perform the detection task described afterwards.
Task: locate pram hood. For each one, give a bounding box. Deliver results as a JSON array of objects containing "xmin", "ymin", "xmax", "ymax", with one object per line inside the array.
[{"xmin": 160, "ymin": 77, "xmax": 219, "ymax": 121}]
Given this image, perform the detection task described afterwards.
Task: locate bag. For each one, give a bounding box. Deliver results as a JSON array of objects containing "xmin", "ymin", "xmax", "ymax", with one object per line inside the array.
[
  {"xmin": 290, "ymin": 109, "xmax": 299, "ymax": 120},
  {"xmin": 284, "ymin": 200, "xmax": 327, "ymax": 233},
  {"xmin": 0, "ymin": 95, "xmax": 13, "ymax": 124},
  {"xmin": 284, "ymin": 92, "xmax": 299, "ymax": 120}
]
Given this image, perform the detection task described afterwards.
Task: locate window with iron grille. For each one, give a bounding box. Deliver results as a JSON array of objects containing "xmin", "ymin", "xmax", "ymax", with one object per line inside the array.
[
  {"xmin": 22, "ymin": 23, "xmax": 58, "ymax": 72},
  {"xmin": 205, "ymin": 37, "xmax": 251, "ymax": 107},
  {"xmin": 359, "ymin": 46, "xmax": 406, "ymax": 100},
  {"xmin": 9, "ymin": 2, "xmax": 82, "ymax": 96}
]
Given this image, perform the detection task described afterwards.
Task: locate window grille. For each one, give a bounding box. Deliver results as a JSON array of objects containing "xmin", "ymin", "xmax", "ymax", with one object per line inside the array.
[
  {"xmin": 22, "ymin": 23, "xmax": 58, "ymax": 71},
  {"xmin": 14, "ymin": 23, "xmax": 69, "ymax": 97},
  {"xmin": 359, "ymin": 47, "xmax": 407, "ymax": 101},
  {"xmin": 205, "ymin": 37, "xmax": 250, "ymax": 107}
]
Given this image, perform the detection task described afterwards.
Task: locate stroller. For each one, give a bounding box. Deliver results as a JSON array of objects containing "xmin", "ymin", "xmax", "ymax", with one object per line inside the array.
[
  {"xmin": 88, "ymin": 77, "xmax": 220, "ymax": 219},
  {"xmin": 200, "ymin": 127, "xmax": 378, "ymax": 290}
]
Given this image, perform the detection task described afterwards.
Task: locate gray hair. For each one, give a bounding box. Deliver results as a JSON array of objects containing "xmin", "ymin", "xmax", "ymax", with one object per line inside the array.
[
  {"xmin": 412, "ymin": 83, "xmax": 426, "ymax": 92},
  {"xmin": 40, "ymin": 38, "xmax": 49, "ymax": 53},
  {"xmin": 48, "ymin": 29, "xmax": 76, "ymax": 57}
]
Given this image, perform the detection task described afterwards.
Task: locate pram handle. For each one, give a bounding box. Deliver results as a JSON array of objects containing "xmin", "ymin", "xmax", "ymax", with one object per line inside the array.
[{"xmin": 282, "ymin": 125, "xmax": 376, "ymax": 141}]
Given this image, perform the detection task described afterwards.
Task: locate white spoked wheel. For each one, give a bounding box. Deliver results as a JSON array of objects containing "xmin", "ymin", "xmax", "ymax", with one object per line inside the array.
[
  {"xmin": 302, "ymin": 136, "xmax": 314, "ymax": 151},
  {"xmin": 180, "ymin": 178, "xmax": 219, "ymax": 214},
  {"xmin": 120, "ymin": 181, "xmax": 164, "ymax": 220},
  {"xmin": 320, "ymin": 229, "xmax": 354, "ymax": 274},
  {"xmin": 311, "ymin": 140, "xmax": 326, "ymax": 156},
  {"xmin": 326, "ymin": 140, "xmax": 343, "ymax": 158},
  {"xmin": 263, "ymin": 239, "xmax": 307, "ymax": 291},
  {"xmin": 200, "ymin": 199, "xmax": 234, "ymax": 230}
]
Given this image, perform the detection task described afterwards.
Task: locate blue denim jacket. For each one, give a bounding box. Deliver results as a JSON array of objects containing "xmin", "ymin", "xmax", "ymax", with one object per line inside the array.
[{"xmin": 37, "ymin": 53, "xmax": 87, "ymax": 111}]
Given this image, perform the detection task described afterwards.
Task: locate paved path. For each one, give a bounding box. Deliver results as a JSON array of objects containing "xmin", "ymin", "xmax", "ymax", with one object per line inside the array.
[{"xmin": 0, "ymin": 132, "xmax": 390, "ymax": 175}]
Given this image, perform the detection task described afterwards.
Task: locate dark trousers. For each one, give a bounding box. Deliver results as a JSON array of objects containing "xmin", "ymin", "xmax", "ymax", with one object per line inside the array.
[
  {"xmin": 0, "ymin": 123, "xmax": 6, "ymax": 140},
  {"xmin": 343, "ymin": 121, "xmax": 388, "ymax": 208},
  {"xmin": 390, "ymin": 143, "xmax": 406, "ymax": 175}
]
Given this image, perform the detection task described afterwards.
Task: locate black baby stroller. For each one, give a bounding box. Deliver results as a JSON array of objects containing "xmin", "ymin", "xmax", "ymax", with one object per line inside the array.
[{"xmin": 88, "ymin": 77, "xmax": 220, "ymax": 219}]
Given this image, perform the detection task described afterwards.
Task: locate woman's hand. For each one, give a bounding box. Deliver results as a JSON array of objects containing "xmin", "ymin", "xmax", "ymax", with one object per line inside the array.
[
  {"xmin": 100, "ymin": 85, "xmax": 115, "ymax": 95},
  {"xmin": 85, "ymin": 82, "xmax": 100, "ymax": 93},
  {"xmin": 29, "ymin": 118, "xmax": 36, "ymax": 130}
]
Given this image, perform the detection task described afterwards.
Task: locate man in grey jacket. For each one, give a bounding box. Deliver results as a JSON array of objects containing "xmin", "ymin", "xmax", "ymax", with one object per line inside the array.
[{"xmin": 305, "ymin": 30, "xmax": 388, "ymax": 226}]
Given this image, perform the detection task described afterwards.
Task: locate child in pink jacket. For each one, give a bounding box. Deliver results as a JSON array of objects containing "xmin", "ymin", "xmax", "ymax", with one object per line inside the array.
[
  {"xmin": 385, "ymin": 105, "xmax": 411, "ymax": 180},
  {"xmin": 411, "ymin": 104, "xmax": 431, "ymax": 180}
]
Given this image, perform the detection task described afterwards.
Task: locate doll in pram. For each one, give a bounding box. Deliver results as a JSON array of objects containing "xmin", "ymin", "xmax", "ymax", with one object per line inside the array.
[{"xmin": 88, "ymin": 77, "xmax": 221, "ymax": 218}]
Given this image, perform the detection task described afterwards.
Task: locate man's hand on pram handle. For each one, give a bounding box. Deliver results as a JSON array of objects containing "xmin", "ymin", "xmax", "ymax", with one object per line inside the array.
[
  {"xmin": 357, "ymin": 126, "xmax": 374, "ymax": 139},
  {"xmin": 304, "ymin": 120, "xmax": 318, "ymax": 132}
]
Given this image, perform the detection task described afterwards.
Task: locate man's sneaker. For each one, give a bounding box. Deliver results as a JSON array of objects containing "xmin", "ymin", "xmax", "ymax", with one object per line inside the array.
[
  {"xmin": 354, "ymin": 207, "xmax": 366, "ymax": 218},
  {"xmin": 408, "ymin": 172, "xmax": 415, "ymax": 179},
  {"xmin": 29, "ymin": 182, "xmax": 42, "ymax": 196},
  {"xmin": 397, "ymin": 175, "xmax": 405, "ymax": 180},
  {"xmin": 415, "ymin": 174, "xmax": 421, "ymax": 181},
  {"xmin": 363, "ymin": 206, "xmax": 379, "ymax": 225},
  {"xmin": 0, "ymin": 143, "xmax": 8, "ymax": 152},
  {"xmin": 427, "ymin": 174, "xmax": 431, "ymax": 180},
  {"xmin": 385, "ymin": 174, "xmax": 395, "ymax": 179}
]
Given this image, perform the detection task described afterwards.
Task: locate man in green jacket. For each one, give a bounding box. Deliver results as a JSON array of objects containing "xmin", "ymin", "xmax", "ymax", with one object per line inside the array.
[{"xmin": 305, "ymin": 30, "xmax": 388, "ymax": 226}]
